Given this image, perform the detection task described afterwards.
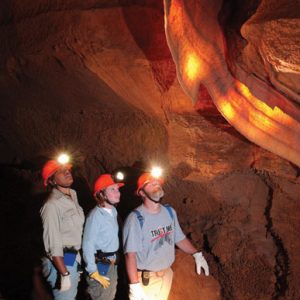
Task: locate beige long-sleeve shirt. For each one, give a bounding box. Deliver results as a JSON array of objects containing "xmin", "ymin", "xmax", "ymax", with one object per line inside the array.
[{"xmin": 40, "ymin": 188, "xmax": 85, "ymax": 258}]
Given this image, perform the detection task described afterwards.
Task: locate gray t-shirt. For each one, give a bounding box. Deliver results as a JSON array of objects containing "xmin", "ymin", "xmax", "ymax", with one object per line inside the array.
[{"xmin": 123, "ymin": 204, "xmax": 185, "ymax": 271}]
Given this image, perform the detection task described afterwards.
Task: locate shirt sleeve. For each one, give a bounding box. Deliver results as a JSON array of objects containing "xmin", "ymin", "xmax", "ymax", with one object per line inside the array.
[
  {"xmin": 172, "ymin": 209, "xmax": 186, "ymax": 243},
  {"xmin": 122, "ymin": 213, "xmax": 143, "ymax": 254},
  {"xmin": 82, "ymin": 211, "xmax": 99, "ymax": 274},
  {"xmin": 40, "ymin": 202, "xmax": 64, "ymax": 257}
]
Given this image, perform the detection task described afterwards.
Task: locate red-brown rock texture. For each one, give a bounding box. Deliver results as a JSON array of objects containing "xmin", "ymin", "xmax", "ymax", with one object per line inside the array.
[{"xmin": 0, "ymin": 1, "xmax": 299, "ymax": 299}]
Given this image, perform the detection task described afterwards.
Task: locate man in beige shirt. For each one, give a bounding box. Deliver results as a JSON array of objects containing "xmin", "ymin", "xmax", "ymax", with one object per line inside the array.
[{"xmin": 40, "ymin": 157, "xmax": 85, "ymax": 300}]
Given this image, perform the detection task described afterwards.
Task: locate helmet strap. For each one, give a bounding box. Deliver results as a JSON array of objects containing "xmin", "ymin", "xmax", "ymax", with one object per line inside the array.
[
  {"xmin": 57, "ymin": 184, "xmax": 71, "ymax": 189},
  {"xmin": 141, "ymin": 188, "xmax": 162, "ymax": 203},
  {"xmin": 101, "ymin": 191, "xmax": 116, "ymax": 206},
  {"xmin": 49, "ymin": 176, "xmax": 71, "ymax": 189},
  {"xmin": 105, "ymin": 199, "xmax": 116, "ymax": 206}
]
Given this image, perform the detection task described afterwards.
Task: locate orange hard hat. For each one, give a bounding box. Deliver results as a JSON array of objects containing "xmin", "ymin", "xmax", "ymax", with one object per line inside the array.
[
  {"xmin": 42, "ymin": 160, "xmax": 72, "ymax": 186},
  {"xmin": 136, "ymin": 172, "xmax": 164, "ymax": 195},
  {"xmin": 94, "ymin": 174, "xmax": 124, "ymax": 196}
]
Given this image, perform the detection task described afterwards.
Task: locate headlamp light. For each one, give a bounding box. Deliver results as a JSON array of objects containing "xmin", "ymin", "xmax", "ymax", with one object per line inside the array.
[
  {"xmin": 151, "ymin": 166, "xmax": 163, "ymax": 178},
  {"xmin": 57, "ymin": 153, "xmax": 70, "ymax": 165},
  {"xmin": 115, "ymin": 171, "xmax": 124, "ymax": 181}
]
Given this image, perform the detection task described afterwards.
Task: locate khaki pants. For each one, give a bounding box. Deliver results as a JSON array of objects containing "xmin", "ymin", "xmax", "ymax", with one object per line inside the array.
[{"xmin": 138, "ymin": 268, "xmax": 173, "ymax": 300}]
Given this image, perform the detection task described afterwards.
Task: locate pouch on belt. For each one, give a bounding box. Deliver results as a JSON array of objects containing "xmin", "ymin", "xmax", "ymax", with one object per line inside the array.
[
  {"xmin": 97, "ymin": 260, "xmax": 110, "ymax": 276},
  {"xmin": 142, "ymin": 270, "xmax": 150, "ymax": 286},
  {"xmin": 95, "ymin": 250, "xmax": 117, "ymax": 276},
  {"xmin": 63, "ymin": 247, "xmax": 77, "ymax": 267}
]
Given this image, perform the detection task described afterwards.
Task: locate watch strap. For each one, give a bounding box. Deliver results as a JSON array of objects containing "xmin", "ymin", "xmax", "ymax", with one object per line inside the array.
[{"xmin": 61, "ymin": 271, "xmax": 70, "ymax": 276}]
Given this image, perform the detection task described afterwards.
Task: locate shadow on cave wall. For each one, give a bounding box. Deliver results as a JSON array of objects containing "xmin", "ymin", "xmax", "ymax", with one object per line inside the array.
[
  {"xmin": 0, "ymin": 165, "xmax": 45, "ymax": 299},
  {"xmin": 121, "ymin": 0, "xmax": 177, "ymax": 93}
]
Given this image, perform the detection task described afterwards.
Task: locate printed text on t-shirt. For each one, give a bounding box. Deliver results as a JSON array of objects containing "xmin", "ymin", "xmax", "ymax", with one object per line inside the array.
[{"xmin": 150, "ymin": 224, "xmax": 173, "ymax": 242}]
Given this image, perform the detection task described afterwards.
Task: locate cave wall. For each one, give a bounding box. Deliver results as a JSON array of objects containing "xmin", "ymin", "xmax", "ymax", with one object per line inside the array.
[{"xmin": 0, "ymin": 1, "xmax": 300, "ymax": 299}]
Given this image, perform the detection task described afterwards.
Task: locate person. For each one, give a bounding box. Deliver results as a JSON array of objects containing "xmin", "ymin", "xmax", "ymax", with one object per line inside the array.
[
  {"xmin": 82, "ymin": 174, "xmax": 124, "ymax": 300},
  {"xmin": 40, "ymin": 156, "xmax": 85, "ymax": 300},
  {"xmin": 123, "ymin": 172, "xmax": 209, "ymax": 300}
]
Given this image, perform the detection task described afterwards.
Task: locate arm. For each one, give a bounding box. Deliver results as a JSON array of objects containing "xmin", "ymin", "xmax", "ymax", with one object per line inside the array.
[
  {"xmin": 82, "ymin": 210, "xmax": 110, "ymax": 288},
  {"xmin": 125, "ymin": 252, "xmax": 148, "ymax": 300},
  {"xmin": 177, "ymin": 238, "xmax": 209, "ymax": 276},
  {"xmin": 123, "ymin": 214, "xmax": 148, "ymax": 299},
  {"xmin": 173, "ymin": 209, "xmax": 209, "ymax": 276},
  {"xmin": 125, "ymin": 252, "xmax": 139, "ymax": 283},
  {"xmin": 82, "ymin": 212, "xmax": 98, "ymax": 274},
  {"xmin": 176, "ymin": 237, "xmax": 197, "ymax": 254},
  {"xmin": 122, "ymin": 213, "xmax": 143, "ymax": 281},
  {"xmin": 41, "ymin": 202, "xmax": 71, "ymax": 291},
  {"xmin": 41, "ymin": 202, "xmax": 67, "ymax": 274},
  {"xmin": 52, "ymin": 256, "xmax": 68, "ymax": 274}
]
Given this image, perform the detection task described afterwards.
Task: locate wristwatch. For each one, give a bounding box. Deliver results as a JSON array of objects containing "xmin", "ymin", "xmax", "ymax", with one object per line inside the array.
[{"xmin": 62, "ymin": 271, "xmax": 70, "ymax": 276}]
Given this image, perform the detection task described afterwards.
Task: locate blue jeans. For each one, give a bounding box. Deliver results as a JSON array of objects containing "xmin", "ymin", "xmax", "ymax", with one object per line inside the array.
[
  {"xmin": 86, "ymin": 265, "xmax": 118, "ymax": 300},
  {"xmin": 42, "ymin": 258, "xmax": 80, "ymax": 300}
]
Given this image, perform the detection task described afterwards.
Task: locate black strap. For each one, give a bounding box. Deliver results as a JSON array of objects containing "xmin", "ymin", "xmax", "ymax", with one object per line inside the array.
[
  {"xmin": 63, "ymin": 247, "xmax": 78, "ymax": 254},
  {"xmin": 134, "ymin": 204, "xmax": 174, "ymax": 229},
  {"xmin": 95, "ymin": 250, "xmax": 120, "ymax": 265},
  {"xmin": 96, "ymin": 249, "xmax": 118, "ymax": 258}
]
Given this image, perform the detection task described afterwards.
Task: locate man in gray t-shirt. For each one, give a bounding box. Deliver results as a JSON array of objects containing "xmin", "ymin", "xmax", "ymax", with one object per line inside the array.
[{"xmin": 123, "ymin": 172, "xmax": 209, "ymax": 300}]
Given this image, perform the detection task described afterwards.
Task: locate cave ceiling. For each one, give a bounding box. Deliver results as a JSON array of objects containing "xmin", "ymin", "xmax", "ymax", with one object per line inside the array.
[{"xmin": 0, "ymin": 0, "xmax": 299, "ymax": 181}]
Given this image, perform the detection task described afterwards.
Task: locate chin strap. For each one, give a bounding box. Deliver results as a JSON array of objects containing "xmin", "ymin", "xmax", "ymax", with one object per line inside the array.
[
  {"xmin": 55, "ymin": 185, "xmax": 72, "ymax": 197},
  {"xmin": 56, "ymin": 184, "xmax": 71, "ymax": 189},
  {"xmin": 141, "ymin": 188, "xmax": 163, "ymax": 203},
  {"xmin": 101, "ymin": 191, "xmax": 117, "ymax": 206},
  {"xmin": 105, "ymin": 199, "xmax": 116, "ymax": 206}
]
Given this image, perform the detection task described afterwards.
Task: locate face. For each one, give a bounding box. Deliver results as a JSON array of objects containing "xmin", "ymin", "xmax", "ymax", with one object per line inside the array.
[
  {"xmin": 53, "ymin": 166, "xmax": 73, "ymax": 187},
  {"xmin": 104, "ymin": 184, "xmax": 121, "ymax": 204},
  {"xmin": 142, "ymin": 179, "xmax": 164, "ymax": 201}
]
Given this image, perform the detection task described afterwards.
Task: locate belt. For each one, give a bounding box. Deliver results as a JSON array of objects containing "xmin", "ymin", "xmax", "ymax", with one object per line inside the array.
[
  {"xmin": 95, "ymin": 250, "xmax": 119, "ymax": 265},
  {"xmin": 63, "ymin": 247, "xmax": 79, "ymax": 254},
  {"xmin": 138, "ymin": 268, "xmax": 170, "ymax": 286},
  {"xmin": 96, "ymin": 250, "xmax": 118, "ymax": 258},
  {"xmin": 137, "ymin": 268, "xmax": 168, "ymax": 277}
]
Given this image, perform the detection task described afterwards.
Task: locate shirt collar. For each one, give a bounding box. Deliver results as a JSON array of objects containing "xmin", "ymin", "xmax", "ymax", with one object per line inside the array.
[{"xmin": 52, "ymin": 188, "xmax": 76, "ymax": 200}]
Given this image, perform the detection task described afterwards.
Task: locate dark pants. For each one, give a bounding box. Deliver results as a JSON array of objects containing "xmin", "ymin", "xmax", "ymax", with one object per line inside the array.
[{"xmin": 86, "ymin": 265, "xmax": 118, "ymax": 300}]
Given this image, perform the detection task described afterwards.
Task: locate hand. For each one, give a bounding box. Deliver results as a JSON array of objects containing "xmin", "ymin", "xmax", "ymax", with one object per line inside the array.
[
  {"xmin": 193, "ymin": 252, "xmax": 209, "ymax": 276},
  {"xmin": 90, "ymin": 271, "xmax": 110, "ymax": 289},
  {"xmin": 129, "ymin": 282, "xmax": 147, "ymax": 300},
  {"xmin": 60, "ymin": 274, "xmax": 71, "ymax": 292}
]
